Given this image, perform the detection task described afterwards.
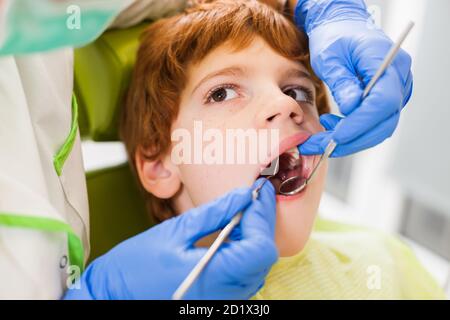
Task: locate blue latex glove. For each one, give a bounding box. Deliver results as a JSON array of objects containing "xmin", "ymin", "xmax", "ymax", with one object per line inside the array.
[
  {"xmin": 294, "ymin": 0, "xmax": 413, "ymax": 157},
  {"xmin": 64, "ymin": 179, "xmax": 277, "ymax": 300}
]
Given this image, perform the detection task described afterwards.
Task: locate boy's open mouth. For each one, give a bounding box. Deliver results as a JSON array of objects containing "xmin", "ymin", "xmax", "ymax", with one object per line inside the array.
[{"xmin": 258, "ymin": 147, "xmax": 313, "ymax": 196}]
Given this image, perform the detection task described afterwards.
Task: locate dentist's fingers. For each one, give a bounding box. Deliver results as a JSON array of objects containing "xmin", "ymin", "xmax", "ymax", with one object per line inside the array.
[
  {"xmin": 228, "ymin": 178, "xmax": 274, "ymax": 239},
  {"xmin": 298, "ymin": 132, "xmax": 330, "ymax": 155},
  {"xmin": 331, "ymin": 67, "xmax": 403, "ymax": 146},
  {"xmin": 300, "ymin": 68, "xmax": 406, "ymax": 156},
  {"xmin": 311, "ymin": 42, "xmax": 363, "ymax": 117},
  {"xmin": 319, "ymin": 113, "xmax": 343, "ymax": 130},
  {"xmin": 322, "ymin": 111, "xmax": 400, "ymax": 157},
  {"xmin": 175, "ymin": 186, "xmax": 253, "ymax": 245},
  {"xmin": 189, "ymin": 179, "xmax": 277, "ymax": 295},
  {"xmin": 241, "ymin": 178, "xmax": 277, "ymax": 239},
  {"xmin": 298, "ymin": 114, "xmax": 342, "ymax": 155},
  {"xmin": 217, "ymin": 180, "xmax": 278, "ymax": 276},
  {"xmin": 191, "ymin": 241, "xmax": 269, "ymax": 300},
  {"xmin": 355, "ymin": 43, "xmax": 413, "ymax": 109},
  {"xmin": 299, "ymin": 112, "xmax": 400, "ymax": 158}
]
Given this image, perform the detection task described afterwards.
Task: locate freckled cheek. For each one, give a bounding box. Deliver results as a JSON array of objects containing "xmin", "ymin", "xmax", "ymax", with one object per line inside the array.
[{"xmin": 178, "ymin": 164, "xmax": 251, "ymax": 205}]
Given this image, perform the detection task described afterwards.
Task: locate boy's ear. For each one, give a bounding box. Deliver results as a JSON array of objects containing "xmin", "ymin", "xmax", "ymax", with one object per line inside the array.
[{"xmin": 135, "ymin": 150, "xmax": 181, "ymax": 199}]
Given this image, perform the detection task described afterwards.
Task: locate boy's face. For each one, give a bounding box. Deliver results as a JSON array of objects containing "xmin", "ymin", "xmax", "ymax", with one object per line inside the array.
[{"xmin": 138, "ymin": 37, "xmax": 327, "ymax": 256}]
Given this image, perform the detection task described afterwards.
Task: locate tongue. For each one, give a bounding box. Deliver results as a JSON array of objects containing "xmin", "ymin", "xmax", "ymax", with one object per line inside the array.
[{"xmin": 268, "ymin": 152, "xmax": 302, "ymax": 194}]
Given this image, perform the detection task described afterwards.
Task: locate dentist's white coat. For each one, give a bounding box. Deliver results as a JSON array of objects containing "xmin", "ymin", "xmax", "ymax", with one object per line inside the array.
[{"xmin": 0, "ymin": 0, "xmax": 186, "ymax": 299}]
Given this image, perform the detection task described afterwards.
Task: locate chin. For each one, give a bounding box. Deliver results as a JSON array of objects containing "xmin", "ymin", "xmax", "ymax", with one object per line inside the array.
[
  {"xmin": 275, "ymin": 232, "xmax": 309, "ymax": 257},
  {"xmin": 274, "ymin": 198, "xmax": 317, "ymax": 257}
]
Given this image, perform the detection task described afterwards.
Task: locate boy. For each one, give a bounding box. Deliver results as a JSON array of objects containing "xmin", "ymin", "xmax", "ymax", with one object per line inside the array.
[{"xmin": 120, "ymin": 0, "xmax": 445, "ymax": 299}]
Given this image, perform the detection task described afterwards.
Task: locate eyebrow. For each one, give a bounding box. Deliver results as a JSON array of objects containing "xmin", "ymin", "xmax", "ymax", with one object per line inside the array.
[
  {"xmin": 191, "ymin": 66, "xmax": 246, "ymax": 95},
  {"xmin": 282, "ymin": 68, "xmax": 312, "ymax": 80}
]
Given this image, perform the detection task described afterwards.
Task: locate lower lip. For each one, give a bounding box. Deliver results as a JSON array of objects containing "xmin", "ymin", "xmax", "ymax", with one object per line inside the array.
[
  {"xmin": 276, "ymin": 191, "xmax": 305, "ymax": 202},
  {"xmin": 275, "ymin": 185, "xmax": 306, "ymax": 202}
]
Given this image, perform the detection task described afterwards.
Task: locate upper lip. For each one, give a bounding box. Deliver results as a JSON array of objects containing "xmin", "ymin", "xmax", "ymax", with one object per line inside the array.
[{"xmin": 257, "ymin": 131, "xmax": 311, "ymax": 178}]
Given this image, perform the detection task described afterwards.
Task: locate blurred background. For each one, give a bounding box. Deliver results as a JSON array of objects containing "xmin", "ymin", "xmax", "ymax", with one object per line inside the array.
[{"xmin": 80, "ymin": 0, "xmax": 450, "ymax": 295}]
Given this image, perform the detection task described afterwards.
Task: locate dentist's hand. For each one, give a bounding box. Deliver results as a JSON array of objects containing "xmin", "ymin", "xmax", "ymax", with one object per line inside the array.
[
  {"xmin": 294, "ymin": 0, "xmax": 413, "ymax": 157},
  {"xmin": 64, "ymin": 179, "xmax": 278, "ymax": 300}
]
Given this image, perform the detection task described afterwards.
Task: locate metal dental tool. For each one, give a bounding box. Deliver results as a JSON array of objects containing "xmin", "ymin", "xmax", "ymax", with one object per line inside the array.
[
  {"xmin": 278, "ymin": 20, "xmax": 415, "ymax": 196},
  {"xmin": 172, "ymin": 157, "xmax": 280, "ymax": 300}
]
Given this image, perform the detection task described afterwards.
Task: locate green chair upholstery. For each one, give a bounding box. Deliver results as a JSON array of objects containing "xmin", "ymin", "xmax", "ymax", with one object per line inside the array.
[
  {"xmin": 74, "ymin": 23, "xmax": 149, "ymax": 141},
  {"xmin": 74, "ymin": 23, "xmax": 154, "ymax": 262},
  {"xmin": 86, "ymin": 164, "xmax": 153, "ymax": 263}
]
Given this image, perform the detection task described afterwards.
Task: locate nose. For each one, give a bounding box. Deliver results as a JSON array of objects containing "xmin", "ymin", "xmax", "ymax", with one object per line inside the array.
[{"xmin": 255, "ymin": 89, "xmax": 304, "ymax": 129}]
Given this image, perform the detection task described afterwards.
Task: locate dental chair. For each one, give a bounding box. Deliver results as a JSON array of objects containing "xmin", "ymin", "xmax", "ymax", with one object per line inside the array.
[{"xmin": 74, "ymin": 23, "xmax": 154, "ymax": 263}]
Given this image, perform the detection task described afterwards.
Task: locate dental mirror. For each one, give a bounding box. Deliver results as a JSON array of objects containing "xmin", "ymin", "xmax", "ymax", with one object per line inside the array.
[{"xmin": 278, "ymin": 140, "xmax": 336, "ymax": 195}]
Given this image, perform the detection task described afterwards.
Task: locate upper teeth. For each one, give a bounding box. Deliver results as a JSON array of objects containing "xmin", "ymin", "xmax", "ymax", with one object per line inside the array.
[{"xmin": 287, "ymin": 147, "xmax": 300, "ymax": 159}]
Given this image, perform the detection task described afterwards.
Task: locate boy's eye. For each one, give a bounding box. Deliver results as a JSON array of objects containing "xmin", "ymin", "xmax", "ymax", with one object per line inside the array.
[
  {"xmin": 284, "ymin": 87, "xmax": 313, "ymax": 103},
  {"xmin": 207, "ymin": 86, "xmax": 238, "ymax": 103}
]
